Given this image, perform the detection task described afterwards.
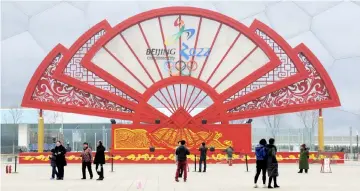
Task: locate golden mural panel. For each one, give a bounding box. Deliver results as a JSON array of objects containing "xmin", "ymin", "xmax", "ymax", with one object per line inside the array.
[{"xmin": 114, "ymin": 128, "xmax": 234, "ymax": 150}]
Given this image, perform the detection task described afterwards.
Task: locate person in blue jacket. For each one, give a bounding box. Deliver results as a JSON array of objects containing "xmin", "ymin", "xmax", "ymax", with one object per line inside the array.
[{"xmin": 254, "ymin": 139, "xmax": 267, "ymax": 188}]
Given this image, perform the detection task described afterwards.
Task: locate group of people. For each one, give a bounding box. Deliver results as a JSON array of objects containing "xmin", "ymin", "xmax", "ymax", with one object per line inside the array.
[
  {"xmin": 173, "ymin": 140, "xmax": 235, "ymax": 182},
  {"xmin": 49, "ymin": 137, "xmax": 309, "ymax": 186},
  {"xmin": 49, "ymin": 140, "xmax": 106, "ymax": 180},
  {"xmin": 254, "ymin": 138, "xmax": 310, "ymax": 189}
]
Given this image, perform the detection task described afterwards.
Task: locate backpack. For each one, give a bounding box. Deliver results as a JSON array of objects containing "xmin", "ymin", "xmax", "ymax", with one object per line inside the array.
[{"xmin": 256, "ymin": 146, "xmax": 266, "ymax": 160}]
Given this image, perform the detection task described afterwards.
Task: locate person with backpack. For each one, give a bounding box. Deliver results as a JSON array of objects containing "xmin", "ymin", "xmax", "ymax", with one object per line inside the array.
[
  {"xmin": 254, "ymin": 139, "xmax": 267, "ymax": 188},
  {"xmin": 175, "ymin": 140, "xmax": 190, "ymax": 182},
  {"xmin": 198, "ymin": 142, "xmax": 208, "ymax": 172},
  {"xmin": 81, "ymin": 142, "xmax": 93, "ymax": 179},
  {"xmin": 298, "ymin": 144, "xmax": 309, "ymax": 173}
]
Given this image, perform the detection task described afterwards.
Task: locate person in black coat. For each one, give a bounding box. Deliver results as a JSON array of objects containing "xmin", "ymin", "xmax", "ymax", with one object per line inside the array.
[
  {"xmin": 94, "ymin": 140, "xmax": 105, "ymax": 180},
  {"xmin": 54, "ymin": 141, "xmax": 67, "ymax": 180},
  {"xmin": 198, "ymin": 142, "xmax": 208, "ymax": 172}
]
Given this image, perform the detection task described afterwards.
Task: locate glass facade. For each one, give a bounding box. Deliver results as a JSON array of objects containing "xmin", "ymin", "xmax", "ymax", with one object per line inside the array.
[{"xmin": 1, "ymin": 123, "xmax": 358, "ymax": 154}]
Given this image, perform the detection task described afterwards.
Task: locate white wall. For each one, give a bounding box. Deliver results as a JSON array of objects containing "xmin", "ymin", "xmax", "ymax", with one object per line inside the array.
[{"xmin": 18, "ymin": 124, "xmax": 29, "ymax": 147}]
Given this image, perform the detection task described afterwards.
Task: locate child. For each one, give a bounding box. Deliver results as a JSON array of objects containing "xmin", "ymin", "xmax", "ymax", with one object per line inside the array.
[
  {"xmin": 49, "ymin": 149, "xmax": 58, "ymax": 180},
  {"xmin": 225, "ymin": 146, "xmax": 234, "ymax": 166}
]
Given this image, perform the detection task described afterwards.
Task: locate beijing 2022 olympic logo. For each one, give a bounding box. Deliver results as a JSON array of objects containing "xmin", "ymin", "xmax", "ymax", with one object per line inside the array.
[{"xmin": 164, "ymin": 17, "xmax": 211, "ymax": 76}]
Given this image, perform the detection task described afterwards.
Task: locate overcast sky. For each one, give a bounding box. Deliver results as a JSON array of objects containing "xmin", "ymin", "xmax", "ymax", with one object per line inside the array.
[{"xmin": 1, "ymin": 1, "xmax": 360, "ymax": 135}]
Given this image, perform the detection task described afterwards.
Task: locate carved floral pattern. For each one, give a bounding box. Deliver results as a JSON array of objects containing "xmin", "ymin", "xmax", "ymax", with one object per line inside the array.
[
  {"xmin": 32, "ymin": 54, "xmax": 133, "ymax": 113},
  {"xmin": 228, "ymin": 52, "xmax": 330, "ymax": 113}
]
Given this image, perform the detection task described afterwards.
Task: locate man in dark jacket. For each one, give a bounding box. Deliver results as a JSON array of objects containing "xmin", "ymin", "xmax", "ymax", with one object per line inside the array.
[
  {"xmin": 175, "ymin": 140, "xmax": 190, "ymax": 182},
  {"xmin": 94, "ymin": 140, "xmax": 105, "ymax": 180},
  {"xmin": 175, "ymin": 141, "xmax": 184, "ymax": 178},
  {"xmin": 198, "ymin": 142, "xmax": 208, "ymax": 172},
  {"xmin": 54, "ymin": 141, "xmax": 67, "ymax": 180}
]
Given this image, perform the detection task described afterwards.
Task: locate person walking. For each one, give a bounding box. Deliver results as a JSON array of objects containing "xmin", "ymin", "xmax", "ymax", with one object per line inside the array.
[
  {"xmin": 198, "ymin": 142, "xmax": 208, "ymax": 172},
  {"xmin": 254, "ymin": 139, "xmax": 267, "ymax": 188},
  {"xmin": 54, "ymin": 141, "xmax": 67, "ymax": 180},
  {"xmin": 94, "ymin": 140, "xmax": 105, "ymax": 180},
  {"xmin": 49, "ymin": 149, "xmax": 58, "ymax": 180},
  {"xmin": 175, "ymin": 141, "xmax": 184, "ymax": 178},
  {"xmin": 225, "ymin": 146, "xmax": 234, "ymax": 166},
  {"xmin": 81, "ymin": 142, "xmax": 93, "ymax": 179},
  {"xmin": 266, "ymin": 138, "xmax": 279, "ymax": 188},
  {"xmin": 175, "ymin": 140, "xmax": 190, "ymax": 182},
  {"xmin": 66, "ymin": 143, "xmax": 72, "ymax": 152},
  {"xmin": 298, "ymin": 144, "xmax": 309, "ymax": 173}
]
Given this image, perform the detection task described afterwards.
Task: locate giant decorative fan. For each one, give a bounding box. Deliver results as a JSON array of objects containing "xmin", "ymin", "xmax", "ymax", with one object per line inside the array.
[{"xmin": 22, "ymin": 7, "xmax": 340, "ymax": 138}]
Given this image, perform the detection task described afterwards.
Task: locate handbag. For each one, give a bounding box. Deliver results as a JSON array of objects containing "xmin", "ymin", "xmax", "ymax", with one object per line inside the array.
[{"xmin": 96, "ymin": 164, "xmax": 102, "ymax": 172}]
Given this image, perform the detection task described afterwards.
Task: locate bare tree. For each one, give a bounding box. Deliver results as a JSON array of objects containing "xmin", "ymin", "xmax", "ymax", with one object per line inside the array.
[
  {"xmin": 7, "ymin": 107, "xmax": 24, "ymax": 154},
  {"xmin": 49, "ymin": 112, "xmax": 59, "ymax": 124},
  {"xmin": 2, "ymin": 113, "xmax": 8, "ymax": 124},
  {"xmin": 262, "ymin": 115, "xmax": 282, "ymax": 139},
  {"xmin": 296, "ymin": 110, "xmax": 318, "ymax": 150},
  {"xmin": 8, "ymin": 107, "xmax": 24, "ymax": 124}
]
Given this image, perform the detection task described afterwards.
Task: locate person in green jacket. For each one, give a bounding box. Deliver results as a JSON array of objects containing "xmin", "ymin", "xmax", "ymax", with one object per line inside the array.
[{"xmin": 298, "ymin": 144, "xmax": 309, "ymax": 173}]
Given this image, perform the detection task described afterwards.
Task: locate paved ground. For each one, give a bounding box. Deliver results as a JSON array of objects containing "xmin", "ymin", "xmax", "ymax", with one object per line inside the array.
[{"xmin": 1, "ymin": 163, "xmax": 359, "ymax": 191}]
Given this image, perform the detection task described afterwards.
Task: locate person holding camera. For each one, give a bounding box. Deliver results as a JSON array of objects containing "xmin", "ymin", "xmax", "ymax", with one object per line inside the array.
[{"xmin": 298, "ymin": 144, "xmax": 309, "ymax": 173}]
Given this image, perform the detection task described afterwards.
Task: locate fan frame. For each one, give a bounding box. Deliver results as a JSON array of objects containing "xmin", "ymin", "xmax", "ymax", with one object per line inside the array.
[{"xmin": 22, "ymin": 7, "xmax": 340, "ymax": 126}]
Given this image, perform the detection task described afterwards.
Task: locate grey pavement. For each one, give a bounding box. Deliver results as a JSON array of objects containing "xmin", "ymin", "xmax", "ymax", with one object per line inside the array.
[{"xmin": 1, "ymin": 163, "xmax": 359, "ymax": 191}]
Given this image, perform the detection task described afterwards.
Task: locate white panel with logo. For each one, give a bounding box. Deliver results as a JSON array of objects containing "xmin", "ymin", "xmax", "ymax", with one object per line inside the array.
[
  {"xmin": 91, "ymin": 14, "xmax": 273, "ymax": 97},
  {"xmin": 140, "ymin": 18, "xmax": 169, "ymax": 79},
  {"xmin": 121, "ymin": 24, "xmax": 162, "ymax": 82},
  {"xmin": 160, "ymin": 15, "xmax": 181, "ymax": 78}
]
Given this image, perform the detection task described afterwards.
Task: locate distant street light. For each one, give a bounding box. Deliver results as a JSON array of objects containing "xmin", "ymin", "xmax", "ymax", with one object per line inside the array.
[{"xmin": 356, "ymin": 130, "xmax": 359, "ymax": 159}]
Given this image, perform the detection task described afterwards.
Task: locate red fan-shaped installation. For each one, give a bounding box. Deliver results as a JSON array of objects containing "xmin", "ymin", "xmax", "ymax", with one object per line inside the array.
[{"xmin": 22, "ymin": 7, "xmax": 340, "ymax": 150}]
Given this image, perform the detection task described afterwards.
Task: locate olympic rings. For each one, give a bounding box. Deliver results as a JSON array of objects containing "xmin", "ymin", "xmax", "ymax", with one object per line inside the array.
[{"xmin": 163, "ymin": 60, "xmax": 198, "ymax": 72}]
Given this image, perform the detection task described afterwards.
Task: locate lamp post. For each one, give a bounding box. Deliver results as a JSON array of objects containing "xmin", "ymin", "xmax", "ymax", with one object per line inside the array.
[
  {"xmin": 350, "ymin": 126, "xmax": 353, "ymax": 160},
  {"xmin": 356, "ymin": 130, "xmax": 359, "ymax": 160},
  {"xmin": 318, "ymin": 109, "xmax": 324, "ymax": 151}
]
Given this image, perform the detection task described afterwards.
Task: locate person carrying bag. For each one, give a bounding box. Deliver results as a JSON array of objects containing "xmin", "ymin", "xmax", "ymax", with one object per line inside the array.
[{"xmin": 94, "ymin": 140, "xmax": 106, "ymax": 180}]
